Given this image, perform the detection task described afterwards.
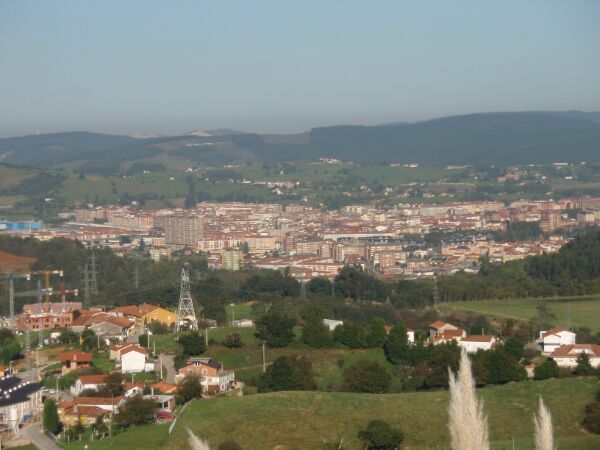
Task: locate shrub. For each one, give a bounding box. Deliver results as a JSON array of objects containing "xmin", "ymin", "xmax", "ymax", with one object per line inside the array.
[{"xmin": 358, "ymin": 420, "xmax": 404, "ymax": 450}]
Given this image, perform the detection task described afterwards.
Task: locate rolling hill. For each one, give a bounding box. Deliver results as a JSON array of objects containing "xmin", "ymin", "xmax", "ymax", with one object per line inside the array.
[{"xmin": 1, "ymin": 111, "xmax": 599, "ymax": 172}]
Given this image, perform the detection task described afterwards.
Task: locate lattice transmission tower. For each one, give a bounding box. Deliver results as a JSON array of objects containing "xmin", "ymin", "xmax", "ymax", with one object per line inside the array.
[{"xmin": 176, "ymin": 266, "xmax": 198, "ymax": 332}]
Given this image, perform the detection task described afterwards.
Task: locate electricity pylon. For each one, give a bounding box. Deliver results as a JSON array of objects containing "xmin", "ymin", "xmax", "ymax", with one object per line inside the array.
[{"xmin": 176, "ymin": 266, "xmax": 198, "ymax": 332}]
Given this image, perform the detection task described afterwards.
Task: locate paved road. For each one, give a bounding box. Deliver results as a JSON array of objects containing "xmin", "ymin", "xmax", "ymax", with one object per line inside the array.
[
  {"xmin": 160, "ymin": 353, "xmax": 176, "ymax": 383},
  {"xmin": 22, "ymin": 423, "xmax": 61, "ymax": 450}
]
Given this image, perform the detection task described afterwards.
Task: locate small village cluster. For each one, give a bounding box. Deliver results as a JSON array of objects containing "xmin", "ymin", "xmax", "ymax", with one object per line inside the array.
[
  {"xmin": 0, "ymin": 300, "xmax": 241, "ymax": 439},
  {"xmin": 427, "ymin": 320, "xmax": 600, "ymax": 373}
]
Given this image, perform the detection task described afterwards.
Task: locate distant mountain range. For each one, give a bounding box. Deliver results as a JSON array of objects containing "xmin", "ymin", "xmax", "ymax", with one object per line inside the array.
[{"xmin": 1, "ymin": 111, "xmax": 599, "ymax": 172}]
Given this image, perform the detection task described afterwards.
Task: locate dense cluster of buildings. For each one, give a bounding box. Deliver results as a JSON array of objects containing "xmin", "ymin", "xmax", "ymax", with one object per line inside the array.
[{"xmin": 5, "ymin": 197, "xmax": 600, "ymax": 280}]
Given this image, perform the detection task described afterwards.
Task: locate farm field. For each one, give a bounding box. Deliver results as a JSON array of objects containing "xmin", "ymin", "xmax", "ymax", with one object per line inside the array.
[
  {"xmin": 163, "ymin": 377, "xmax": 600, "ymax": 450},
  {"xmin": 442, "ymin": 296, "xmax": 600, "ymax": 332}
]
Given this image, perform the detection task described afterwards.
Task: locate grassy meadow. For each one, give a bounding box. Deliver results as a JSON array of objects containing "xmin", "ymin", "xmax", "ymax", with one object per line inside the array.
[
  {"xmin": 163, "ymin": 377, "xmax": 599, "ymax": 450},
  {"xmin": 443, "ymin": 296, "xmax": 600, "ymax": 332}
]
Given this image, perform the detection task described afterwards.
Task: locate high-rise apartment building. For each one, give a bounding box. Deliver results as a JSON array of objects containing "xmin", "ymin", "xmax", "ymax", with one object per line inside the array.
[{"xmin": 164, "ymin": 215, "xmax": 204, "ymax": 249}]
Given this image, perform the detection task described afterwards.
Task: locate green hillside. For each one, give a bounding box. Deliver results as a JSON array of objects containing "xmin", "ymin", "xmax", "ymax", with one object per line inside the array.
[
  {"xmin": 2, "ymin": 112, "xmax": 600, "ymax": 170},
  {"xmin": 161, "ymin": 377, "xmax": 599, "ymax": 450}
]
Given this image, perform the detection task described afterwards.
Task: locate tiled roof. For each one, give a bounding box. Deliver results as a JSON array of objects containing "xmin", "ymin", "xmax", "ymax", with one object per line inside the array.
[
  {"xmin": 60, "ymin": 351, "xmax": 92, "ymax": 363},
  {"xmin": 79, "ymin": 375, "xmax": 108, "ymax": 385},
  {"xmin": 551, "ymin": 344, "xmax": 600, "ymax": 358},
  {"xmin": 461, "ymin": 335, "xmax": 496, "ymax": 342}
]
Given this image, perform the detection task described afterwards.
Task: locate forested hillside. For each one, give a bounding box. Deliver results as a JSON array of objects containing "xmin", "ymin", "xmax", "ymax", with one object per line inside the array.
[
  {"xmin": 2, "ymin": 111, "xmax": 600, "ymax": 171},
  {"xmin": 3, "ymin": 231, "xmax": 600, "ymax": 317}
]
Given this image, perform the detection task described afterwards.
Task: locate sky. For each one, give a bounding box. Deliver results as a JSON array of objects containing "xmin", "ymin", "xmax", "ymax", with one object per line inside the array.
[{"xmin": 1, "ymin": 0, "xmax": 599, "ymax": 137}]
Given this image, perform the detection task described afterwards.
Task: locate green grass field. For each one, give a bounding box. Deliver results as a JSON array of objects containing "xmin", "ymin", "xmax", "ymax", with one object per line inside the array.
[
  {"xmin": 164, "ymin": 377, "xmax": 600, "ymax": 450},
  {"xmin": 443, "ymin": 296, "xmax": 600, "ymax": 332},
  {"xmin": 60, "ymin": 423, "xmax": 170, "ymax": 450}
]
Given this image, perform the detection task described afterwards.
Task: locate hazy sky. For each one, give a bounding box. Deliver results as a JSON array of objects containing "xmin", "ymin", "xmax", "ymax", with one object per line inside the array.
[{"xmin": 1, "ymin": 1, "xmax": 599, "ymax": 137}]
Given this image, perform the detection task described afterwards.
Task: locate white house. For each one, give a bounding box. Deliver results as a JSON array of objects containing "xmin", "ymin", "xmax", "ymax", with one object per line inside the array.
[
  {"xmin": 550, "ymin": 344, "xmax": 600, "ymax": 368},
  {"xmin": 458, "ymin": 335, "xmax": 499, "ymax": 353},
  {"xmin": 539, "ymin": 328, "xmax": 577, "ymax": 354},
  {"xmin": 231, "ymin": 319, "xmax": 254, "ymax": 328},
  {"xmin": 70, "ymin": 374, "xmax": 108, "ymax": 396},
  {"xmin": 429, "ymin": 321, "xmax": 459, "ymax": 338},
  {"xmin": 120, "ymin": 345, "xmax": 154, "ymax": 373},
  {"xmin": 407, "ymin": 328, "xmax": 415, "ymax": 345},
  {"xmin": 323, "ymin": 319, "xmax": 344, "ymax": 331}
]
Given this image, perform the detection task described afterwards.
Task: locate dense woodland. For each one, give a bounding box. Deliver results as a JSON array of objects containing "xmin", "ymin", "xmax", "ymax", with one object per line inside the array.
[{"xmin": 2, "ymin": 230, "xmax": 600, "ymax": 321}]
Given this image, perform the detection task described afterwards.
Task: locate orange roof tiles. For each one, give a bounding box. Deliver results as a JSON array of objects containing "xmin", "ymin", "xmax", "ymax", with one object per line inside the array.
[{"xmin": 60, "ymin": 350, "xmax": 92, "ymax": 363}]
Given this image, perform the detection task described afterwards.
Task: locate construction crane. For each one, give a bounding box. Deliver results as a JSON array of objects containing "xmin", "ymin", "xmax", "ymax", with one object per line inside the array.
[{"xmin": 28, "ymin": 269, "xmax": 63, "ymax": 310}]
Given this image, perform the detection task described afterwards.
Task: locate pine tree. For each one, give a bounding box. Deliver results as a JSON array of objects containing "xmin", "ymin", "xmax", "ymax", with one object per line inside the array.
[{"xmin": 43, "ymin": 398, "xmax": 60, "ymax": 435}]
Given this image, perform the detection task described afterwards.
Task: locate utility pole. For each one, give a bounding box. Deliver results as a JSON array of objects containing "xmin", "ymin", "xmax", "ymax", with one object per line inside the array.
[
  {"xmin": 91, "ymin": 250, "xmax": 98, "ymax": 295},
  {"xmin": 262, "ymin": 341, "xmax": 266, "ymax": 373},
  {"xmin": 133, "ymin": 267, "xmax": 140, "ymax": 290},
  {"xmin": 36, "ymin": 280, "xmax": 43, "ymax": 348},
  {"xmin": 83, "ymin": 264, "xmax": 91, "ymax": 309},
  {"xmin": 1, "ymin": 268, "xmax": 29, "ymax": 331}
]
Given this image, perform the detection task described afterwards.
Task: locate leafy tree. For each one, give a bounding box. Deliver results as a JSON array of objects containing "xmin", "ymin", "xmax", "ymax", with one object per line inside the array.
[
  {"xmin": 255, "ymin": 309, "xmax": 296, "ymax": 348},
  {"xmin": 81, "ymin": 329, "xmax": 98, "ymax": 352},
  {"xmin": 59, "ymin": 330, "xmax": 78, "ymax": 346},
  {"xmin": 342, "ymin": 360, "xmax": 391, "ymax": 393},
  {"xmin": 139, "ymin": 333, "xmax": 150, "ymax": 348},
  {"xmin": 115, "ymin": 395, "xmax": 157, "ymax": 426},
  {"xmin": 476, "ymin": 349, "xmax": 526, "ymax": 384},
  {"xmin": 358, "ymin": 420, "xmax": 404, "ymax": 450},
  {"xmin": 178, "ymin": 374, "xmax": 202, "ymax": 402},
  {"xmin": 307, "ymin": 277, "xmax": 332, "ymax": 297},
  {"xmin": 384, "ymin": 324, "xmax": 409, "ymax": 365},
  {"xmin": 0, "ymin": 329, "xmax": 15, "ymax": 346},
  {"xmin": 148, "ymin": 321, "xmax": 169, "ymax": 335},
  {"xmin": 97, "ymin": 372, "xmax": 125, "ymax": 397},
  {"xmin": 423, "ymin": 343, "xmax": 460, "ymax": 389},
  {"xmin": 335, "ymin": 265, "xmax": 389, "ymax": 302},
  {"xmin": 302, "ymin": 317, "xmax": 331, "ymax": 348},
  {"xmin": 43, "ymin": 398, "xmax": 60, "ymax": 434},
  {"xmin": 179, "ymin": 331, "xmax": 207, "ymax": 357},
  {"xmin": 502, "ymin": 336, "xmax": 525, "ymax": 361},
  {"xmin": 583, "ymin": 392, "xmax": 600, "ymax": 434},
  {"xmin": 0, "ymin": 338, "xmax": 22, "ymax": 364},
  {"xmin": 332, "ymin": 322, "xmax": 367, "ymax": 349},
  {"xmin": 367, "ymin": 317, "xmax": 387, "ymax": 348},
  {"xmin": 575, "ymin": 352, "xmax": 596, "ymax": 376},
  {"xmin": 258, "ymin": 356, "xmax": 316, "ymax": 392},
  {"xmin": 534, "ymin": 358, "xmax": 559, "ymax": 380},
  {"xmin": 223, "ymin": 333, "xmax": 243, "ymax": 348}
]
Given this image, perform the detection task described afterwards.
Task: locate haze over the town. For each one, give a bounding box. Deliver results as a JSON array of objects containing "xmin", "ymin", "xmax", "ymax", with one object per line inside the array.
[{"xmin": 1, "ymin": 0, "xmax": 599, "ymax": 137}]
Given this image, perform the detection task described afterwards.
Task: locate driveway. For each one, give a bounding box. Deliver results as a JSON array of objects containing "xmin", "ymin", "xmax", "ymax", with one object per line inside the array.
[
  {"xmin": 22, "ymin": 423, "xmax": 61, "ymax": 450},
  {"xmin": 160, "ymin": 353, "xmax": 176, "ymax": 383}
]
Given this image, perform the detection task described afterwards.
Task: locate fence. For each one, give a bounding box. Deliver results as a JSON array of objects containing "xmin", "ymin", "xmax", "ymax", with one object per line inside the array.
[{"xmin": 169, "ymin": 402, "xmax": 189, "ymax": 435}]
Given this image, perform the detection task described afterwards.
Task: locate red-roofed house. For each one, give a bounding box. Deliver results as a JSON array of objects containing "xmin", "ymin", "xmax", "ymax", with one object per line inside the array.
[
  {"xmin": 539, "ymin": 328, "xmax": 577, "ymax": 354},
  {"xmin": 120, "ymin": 345, "xmax": 154, "ymax": 374},
  {"xmin": 176, "ymin": 357, "xmax": 235, "ymax": 393},
  {"xmin": 70, "ymin": 374, "xmax": 108, "ymax": 396},
  {"xmin": 60, "ymin": 351, "xmax": 93, "ymax": 375},
  {"xmin": 57, "ymin": 396, "xmax": 124, "ymax": 427},
  {"xmin": 550, "ymin": 344, "xmax": 600, "ymax": 368},
  {"xmin": 458, "ymin": 335, "xmax": 499, "ymax": 353},
  {"xmin": 429, "ymin": 321, "xmax": 459, "ymax": 338}
]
